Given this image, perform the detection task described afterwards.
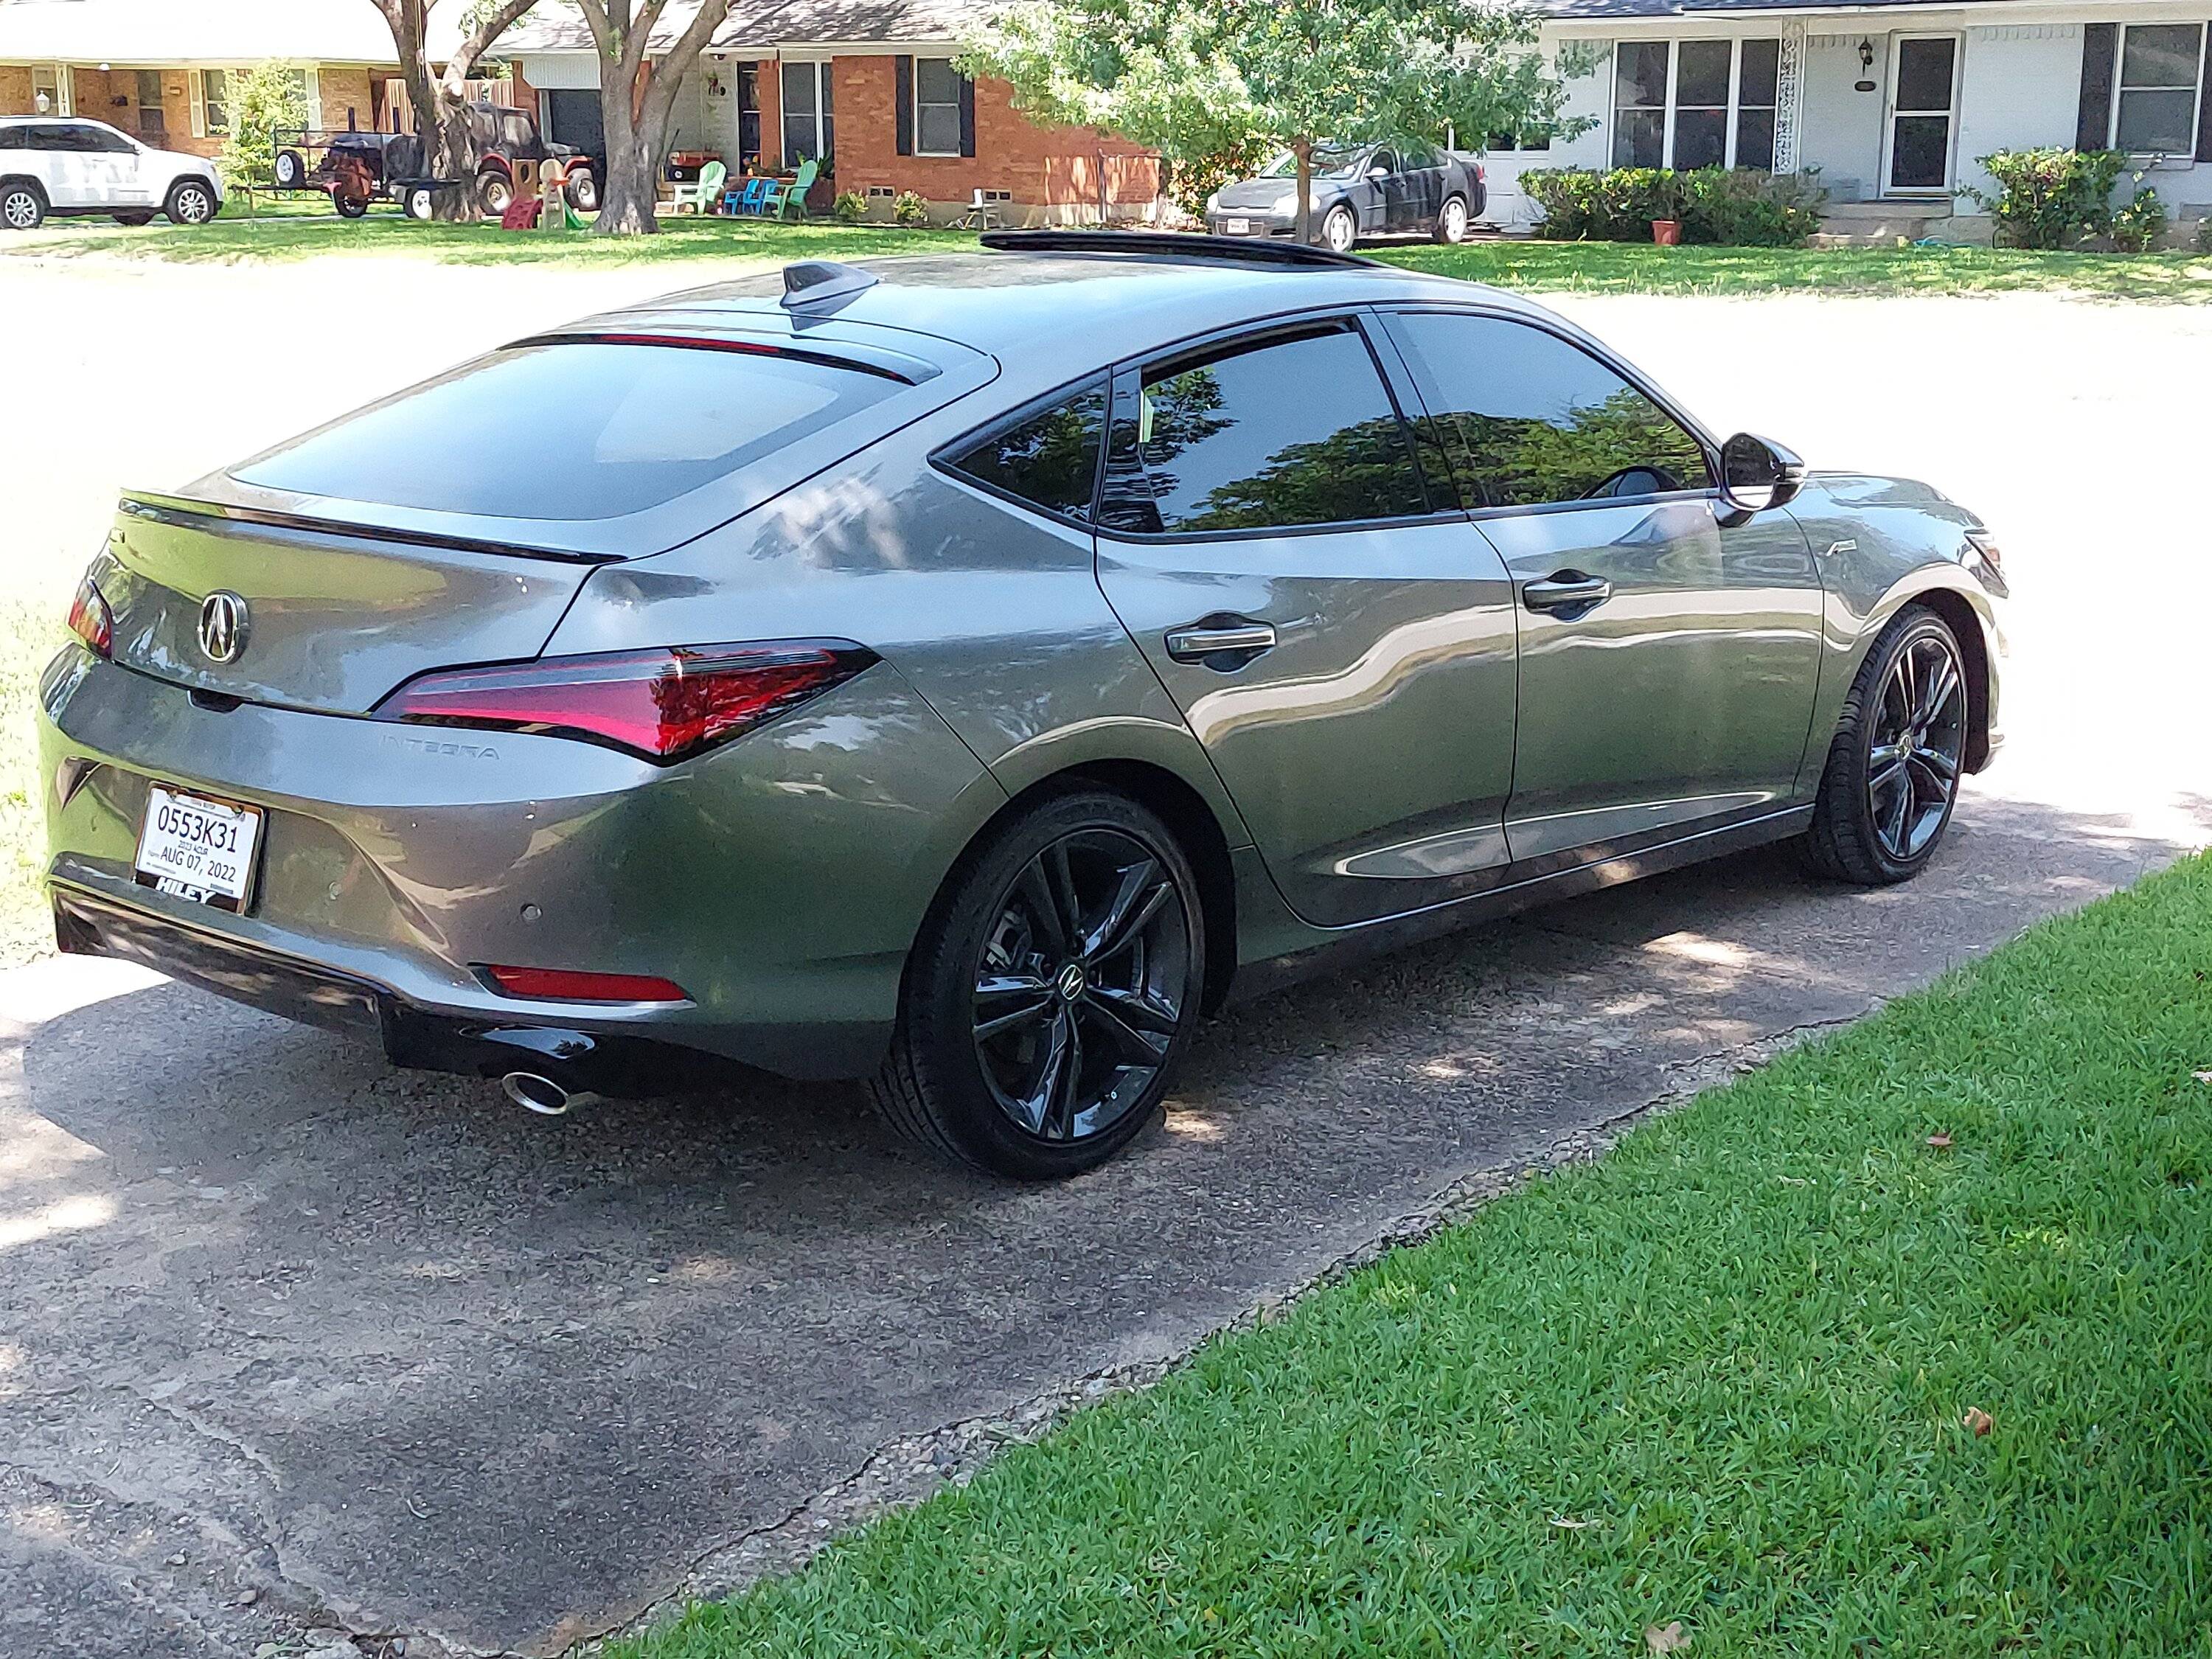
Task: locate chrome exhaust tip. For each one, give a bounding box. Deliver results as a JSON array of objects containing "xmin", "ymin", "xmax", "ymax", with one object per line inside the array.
[{"xmin": 501, "ymin": 1071, "xmax": 571, "ymax": 1116}]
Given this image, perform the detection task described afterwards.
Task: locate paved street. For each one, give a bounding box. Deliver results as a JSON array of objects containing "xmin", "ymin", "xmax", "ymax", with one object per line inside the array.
[{"xmin": 1, "ymin": 252, "xmax": 2207, "ymax": 1658}]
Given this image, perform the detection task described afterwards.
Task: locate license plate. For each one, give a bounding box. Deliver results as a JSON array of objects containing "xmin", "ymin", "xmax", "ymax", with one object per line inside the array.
[
  {"xmin": 134, "ymin": 785, "xmax": 263, "ymax": 913},
  {"xmin": 1224, "ymin": 217, "xmax": 1251, "ymax": 234}
]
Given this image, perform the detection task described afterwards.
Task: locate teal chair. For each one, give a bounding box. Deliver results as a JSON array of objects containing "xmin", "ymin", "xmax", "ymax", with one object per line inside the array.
[
  {"xmin": 758, "ymin": 158, "xmax": 818, "ymax": 221},
  {"xmin": 725, "ymin": 175, "xmax": 767, "ymax": 215}
]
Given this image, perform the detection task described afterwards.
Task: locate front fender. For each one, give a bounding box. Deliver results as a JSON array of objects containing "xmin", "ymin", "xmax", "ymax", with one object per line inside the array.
[{"xmin": 1787, "ymin": 474, "xmax": 2008, "ymax": 788}]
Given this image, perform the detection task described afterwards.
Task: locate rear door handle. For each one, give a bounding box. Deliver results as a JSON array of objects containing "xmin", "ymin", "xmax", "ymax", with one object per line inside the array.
[
  {"xmin": 1165, "ymin": 619, "xmax": 1277, "ymax": 664},
  {"xmin": 1523, "ymin": 572, "xmax": 1613, "ymax": 615}
]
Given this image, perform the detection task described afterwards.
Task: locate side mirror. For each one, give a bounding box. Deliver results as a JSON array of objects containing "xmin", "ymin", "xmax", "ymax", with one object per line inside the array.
[
  {"xmin": 1717, "ymin": 431, "xmax": 1806, "ymax": 525},
  {"xmin": 1368, "ymin": 166, "xmax": 1390, "ymax": 181}
]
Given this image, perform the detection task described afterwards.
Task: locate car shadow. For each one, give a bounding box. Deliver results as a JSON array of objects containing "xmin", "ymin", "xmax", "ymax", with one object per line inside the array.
[{"xmin": 1, "ymin": 787, "xmax": 2202, "ymax": 1656}]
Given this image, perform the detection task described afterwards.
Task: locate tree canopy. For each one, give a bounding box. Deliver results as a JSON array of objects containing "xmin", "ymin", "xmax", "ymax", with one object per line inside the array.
[{"xmin": 965, "ymin": 0, "xmax": 1585, "ymax": 238}]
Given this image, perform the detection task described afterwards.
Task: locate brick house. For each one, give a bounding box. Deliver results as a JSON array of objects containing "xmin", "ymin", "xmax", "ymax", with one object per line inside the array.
[
  {"xmin": 0, "ymin": 0, "xmax": 459, "ymax": 159},
  {"xmin": 504, "ymin": 0, "xmax": 1161, "ymax": 223}
]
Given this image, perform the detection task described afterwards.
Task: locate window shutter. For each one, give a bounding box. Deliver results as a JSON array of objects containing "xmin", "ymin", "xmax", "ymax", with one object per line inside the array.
[
  {"xmin": 958, "ymin": 69, "xmax": 975, "ymax": 158},
  {"xmin": 894, "ymin": 54, "xmax": 913, "ymax": 156},
  {"xmin": 2076, "ymin": 22, "xmax": 2116, "ymax": 150},
  {"xmin": 2197, "ymin": 25, "xmax": 2212, "ymax": 163},
  {"xmin": 189, "ymin": 69, "xmax": 206, "ymax": 139}
]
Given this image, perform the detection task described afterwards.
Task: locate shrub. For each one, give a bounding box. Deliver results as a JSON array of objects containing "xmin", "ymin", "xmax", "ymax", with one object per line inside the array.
[
  {"xmin": 1969, "ymin": 147, "xmax": 2124, "ymax": 249},
  {"xmin": 1523, "ymin": 167, "xmax": 1823, "ymax": 246},
  {"xmin": 2110, "ymin": 185, "xmax": 2168, "ymax": 253},
  {"xmin": 893, "ymin": 189, "xmax": 930, "ymax": 226},
  {"xmin": 218, "ymin": 61, "xmax": 309, "ymax": 190},
  {"xmin": 832, "ymin": 189, "xmax": 868, "ymax": 223}
]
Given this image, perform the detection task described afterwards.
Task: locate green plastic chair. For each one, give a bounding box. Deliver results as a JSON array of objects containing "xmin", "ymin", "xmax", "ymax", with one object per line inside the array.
[
  {"xmin": 669, "ymin": 159, "xmax": 728, "ymax": 215},
  {"xmin": 761, "ymin": 158, "xmax": 819, "ymax": 222}
]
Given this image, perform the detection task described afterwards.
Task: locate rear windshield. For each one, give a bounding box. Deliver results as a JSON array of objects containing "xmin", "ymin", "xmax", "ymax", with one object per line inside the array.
[{"xmin": 234, "ymin": 341, "xmax": 900, "ymax": 521}]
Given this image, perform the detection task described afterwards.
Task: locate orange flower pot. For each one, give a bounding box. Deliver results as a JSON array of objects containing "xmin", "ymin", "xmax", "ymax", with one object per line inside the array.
[{"xmin": 1652, "ymin": 219, "xmax": 1683, "ymax": 246}]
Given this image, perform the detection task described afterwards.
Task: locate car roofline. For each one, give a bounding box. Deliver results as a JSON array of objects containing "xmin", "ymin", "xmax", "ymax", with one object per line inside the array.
[{"xmin": 978, "ymin": 228, "xmax": 1383, "ymax": 272}]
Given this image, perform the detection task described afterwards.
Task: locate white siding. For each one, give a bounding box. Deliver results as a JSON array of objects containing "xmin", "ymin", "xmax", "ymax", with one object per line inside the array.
[
  {"xmin": 1800, "ymin": 34, "xmax": 1882, "ymax": 201},
  {"xmin": 518, "ymin": 52, "xmax": 598, "ymax": 91}
]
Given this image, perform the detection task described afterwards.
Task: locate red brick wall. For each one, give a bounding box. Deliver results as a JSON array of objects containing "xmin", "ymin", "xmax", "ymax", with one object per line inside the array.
[
  {"xmin": 0, "ymin": 63, "xmax": 382, "ymax": 156},
  {"xmin": 825, "ymin": 56, "xmax": 1156, "ymax": 220},
  {"xmin": 0, "ymin": 66, "xmax": 32, "ymax": 117}
]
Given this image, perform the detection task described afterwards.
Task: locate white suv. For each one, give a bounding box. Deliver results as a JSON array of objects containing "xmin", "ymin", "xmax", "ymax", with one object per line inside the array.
[{"xmin": 0, "ymin": 116, "xmax": 223, "ymax": 231}]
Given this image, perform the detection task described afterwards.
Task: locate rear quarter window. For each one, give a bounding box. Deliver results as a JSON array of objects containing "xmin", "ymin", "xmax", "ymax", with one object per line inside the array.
[{"xmin": 233, "ymin": 341, "xmax": 903, "ymax": 521}]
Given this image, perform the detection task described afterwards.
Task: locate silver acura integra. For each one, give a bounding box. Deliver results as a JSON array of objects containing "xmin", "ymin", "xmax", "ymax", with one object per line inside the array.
[{"xmin": 41, "ymin": 231, "xmax": 2006, "ymax": 1178}]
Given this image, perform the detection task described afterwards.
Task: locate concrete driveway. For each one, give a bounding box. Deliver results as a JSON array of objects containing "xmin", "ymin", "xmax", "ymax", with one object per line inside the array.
[{"xmin": 1, "ymin": 254, "xmax": 2207, "ymax": 1659}]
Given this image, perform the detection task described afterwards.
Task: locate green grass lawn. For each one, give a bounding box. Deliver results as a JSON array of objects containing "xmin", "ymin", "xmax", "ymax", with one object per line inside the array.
[
  {"xmin": 1375, "ymin": 239, "xmax": 2212, "ymax": 302},
  {"xmin": 0, "ymin": 605, "xmax": 60, "ymax": 964},
  {"xmin": 618, "ymin": 853, "xmax": 2212, "ymax": 1658},
  {"xmin": 0, "ymin": 204, "xmax": 977, "ymax": 268},
  {"xmin": 6, "ymin": 206, "xmax": 2209, "ymax": 298}
]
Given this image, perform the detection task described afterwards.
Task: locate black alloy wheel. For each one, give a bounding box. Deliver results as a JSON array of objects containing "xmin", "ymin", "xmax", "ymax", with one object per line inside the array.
[
  {"xmin": 1804, "ymin": 606, "xmax": 1969, "ymax": 884},
  {"xmin": 969, "ymin": 827, "xmax": 1191, "ymax": 1144},
  {"xmin": 873, "ymin": 790, "xmax": 1204, "ymax": 1178}
]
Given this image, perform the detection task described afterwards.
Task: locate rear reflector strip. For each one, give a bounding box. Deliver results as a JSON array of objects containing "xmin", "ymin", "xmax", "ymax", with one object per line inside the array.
[{"xmin": 482, "ymin": 964, "xmax": 692, "ymax": 1004}]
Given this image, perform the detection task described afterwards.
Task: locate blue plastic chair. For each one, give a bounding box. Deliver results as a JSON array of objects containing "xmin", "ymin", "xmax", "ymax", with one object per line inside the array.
[{"xmin": 727, "ymin": 177, "xmax": 769, "ymax": 216}]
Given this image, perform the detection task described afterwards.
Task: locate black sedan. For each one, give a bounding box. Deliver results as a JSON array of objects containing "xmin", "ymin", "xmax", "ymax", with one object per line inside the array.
[{"xmin": 1206, "ymin": 143, "xmax": 1486, "ymax": 251}]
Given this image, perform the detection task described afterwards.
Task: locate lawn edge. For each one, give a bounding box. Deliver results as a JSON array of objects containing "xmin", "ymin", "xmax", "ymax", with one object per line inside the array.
[{"xmin": 582, "ymin": 1002, "xmax": 1879, "ymax": 1655}]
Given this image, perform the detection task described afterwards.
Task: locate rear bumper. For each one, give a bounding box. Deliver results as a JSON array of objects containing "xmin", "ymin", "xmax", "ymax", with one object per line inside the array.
[
  {"xmin": 38, "ymin": 647, "xmax": 1008, "ymax": 1083},
  {"xmin": 53, "ymin": 886, "xmax": 722, "ymax": 1095}
]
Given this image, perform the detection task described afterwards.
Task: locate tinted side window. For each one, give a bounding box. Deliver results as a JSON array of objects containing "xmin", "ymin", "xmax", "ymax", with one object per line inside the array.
[
  {"xmin": 942, "ymin": 378, "xmax": 1105, "ymax": 523},
  {"xmin": 0, "ymin": 127, "xmax": 25, "ymax": 152},
  {"xmin": 1100, "ymin": 325, "xmax": 1430, "ymax": 535},
  {"xmin": 88, "ymin": 126, "xmax": 136, "ymax": 154},
  {"xmin": 1388, "ymin": 312, "xmax": 1713, "ymax": 508}
]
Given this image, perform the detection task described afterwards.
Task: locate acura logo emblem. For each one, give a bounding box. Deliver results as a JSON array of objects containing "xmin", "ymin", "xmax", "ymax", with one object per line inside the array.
[{"xmin": 198, "ymin": 591, "xmax": 248, "ymax": 664}]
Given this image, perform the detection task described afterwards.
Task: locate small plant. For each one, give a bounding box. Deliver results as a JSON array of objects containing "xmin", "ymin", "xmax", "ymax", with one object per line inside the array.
[
  {"xmin": 2110, "ymin": 184, "xmax": 2168, "ymax": 254},
  {"xmin": 218, "ymin": 61, "xmax": 309, "ymax": 191},
  {"xmin": 832, "ymin": 189, "xmax": 868, "ymax": 224},
  {"xmin": 893, "ymin": 189, "xmax": 930, "ymax": 227},
  {"xmin": 1969, "ymin": 147, "xmax": 2124, "ymax": 249},
  {"xmin": 2197, "ymin": 215, "xmax": 2212, "ymax": 254}
]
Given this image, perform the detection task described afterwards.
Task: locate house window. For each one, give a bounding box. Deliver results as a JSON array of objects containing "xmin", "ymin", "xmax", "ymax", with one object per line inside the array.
[
  {"xmin": 203, "ymin": 68, "xmax": 232, "ymax": 136},
  {"xmin": 136, "ymin": 70, "xmax": 167, "ymax": 139},
  {"xmin": 2112, "ymin": 22, "xmax": 2204, "ymax": 155},
  {"xmin": 914, "ymin": 57, "xmax": 965, "ymax": 156},
  {"xmin": 1612, "ymin": 38, "xmax": 1785, "ymax": 170},
  {"xmin": 780, "ymin": 60, "xmax": 832, "ymax": 164}
]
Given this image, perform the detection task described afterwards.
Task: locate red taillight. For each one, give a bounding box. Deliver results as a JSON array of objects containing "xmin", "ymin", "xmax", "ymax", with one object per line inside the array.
[
  {"xmin": 483, "ymin": 964, "xmax": 692, "ymax": 1003},
  {"xmin": 377, "ymin": 641, "xmax": 876, "ymax": 763},
  {"xmin": 66, "ymin": 577, "xmax": 112, "ymax": 658}
]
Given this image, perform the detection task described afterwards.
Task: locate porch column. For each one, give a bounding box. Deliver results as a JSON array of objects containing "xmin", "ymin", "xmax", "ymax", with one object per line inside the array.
[{"xmin": 1773, "ymin": 21, "xmax": 1806, "ymax": 175}]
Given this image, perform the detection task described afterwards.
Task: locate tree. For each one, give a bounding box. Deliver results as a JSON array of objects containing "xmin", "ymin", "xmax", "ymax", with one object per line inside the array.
[
  {"xmin": 966, "ymin": 0, "xmax": 1584, "ymax": 245},
  {"xmin": 571, "ymin": 0, "xmax": 736, "ymax": 234},
  {"xmin": 369, "ymin": 0, "xmax": 545, "ymax": 220},
  {"xmin": 218, "ymin": 62, "xmax": 310, "ymax": 191}
]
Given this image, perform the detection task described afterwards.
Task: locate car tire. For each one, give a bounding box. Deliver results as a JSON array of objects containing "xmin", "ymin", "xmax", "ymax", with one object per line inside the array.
[
  {"xmin": 1802, "ymin": 605, "xmax": 1971, "ymax": 886},
  {"xmin": 1433, "ymin": 193, "xmax": 1470, "ymax": 244},
  {"xmin": 112, "ymin": 212, "xmax": 156, "ymax": 226},
  {"xmin": 1, "ymin": 181, "xmax": 48, "ymax": 232},
  {"xmin": 1318, "ymin": 202, "xmax": 1357, "ymax": 254},
  {"xmin": 871, "ymin": 789, "xmax": 1206, "ymax": 1179},
  {"xmin": 476, "ymin": 170, "xmax": 513, "ymax": 218},
  {"xmin": 405, "ymin": 185, "xmax": 437, "ymax": 221},
  {"xmin": 165, "ymin": 179, "xmax": 217, "ymax": 226},
  {"xmin": 564, "ymin": 167, "xmax": 599, "ymax": 213},
  {"xmin": 333, "ymin": 193, "xmax": 369, "ymax": 219}
]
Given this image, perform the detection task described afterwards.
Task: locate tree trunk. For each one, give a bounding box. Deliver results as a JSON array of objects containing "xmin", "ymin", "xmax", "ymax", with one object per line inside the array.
[
  {"xmin": 1294, "ymin": 139, "xmax": 1313, "ymax": 246},
  {"xmin": 593, "ymin": 58, "xmax": 659, "ymax": 234},
  {"xmin": 430, "ymin": 100, "xmax": 493, "ymax": 222}
]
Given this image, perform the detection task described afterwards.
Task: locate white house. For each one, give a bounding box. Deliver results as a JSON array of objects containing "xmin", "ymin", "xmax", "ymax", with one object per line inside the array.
[{"xmin": 1486, "ymin": 0, "xmax": 2212, "ymax": 241}]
